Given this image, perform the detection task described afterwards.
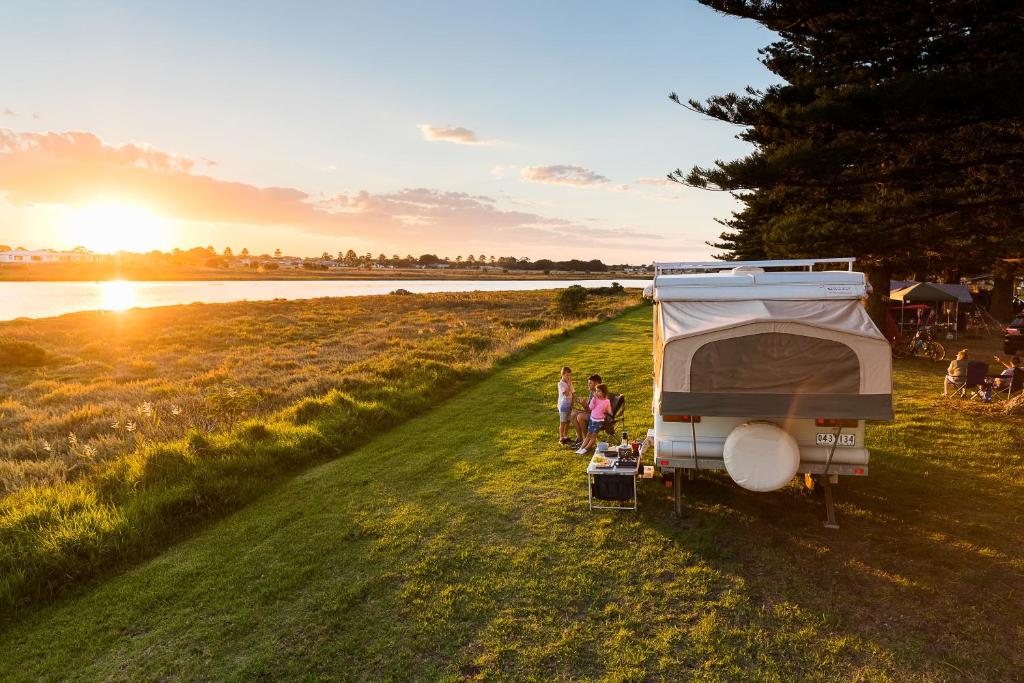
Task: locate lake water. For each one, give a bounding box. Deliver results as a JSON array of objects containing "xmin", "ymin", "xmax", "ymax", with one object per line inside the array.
[{"xmin": 0, "ymin": 279, "xmax": 651, "ymax": 321}]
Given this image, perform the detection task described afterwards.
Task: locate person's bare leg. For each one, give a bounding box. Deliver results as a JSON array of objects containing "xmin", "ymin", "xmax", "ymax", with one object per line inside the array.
[{"xmin": 575, "ymin": 411, "xmax": 587, "ymax": 440}]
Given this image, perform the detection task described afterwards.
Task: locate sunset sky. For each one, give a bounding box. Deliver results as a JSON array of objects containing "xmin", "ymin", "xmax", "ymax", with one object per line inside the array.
[{"xmin": 0, "ymin": 1, "xmax": 776, "ymax": 262}]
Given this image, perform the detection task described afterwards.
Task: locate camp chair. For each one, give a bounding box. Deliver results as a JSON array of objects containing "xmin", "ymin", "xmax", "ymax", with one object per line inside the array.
[
  {"xmin": 992, "ymin": 367, "xmax": 1024, "ymax": 401},
  {"xmin": 602, "ymin": 393, "xmax": 626, "ymax": 438},
  {"xmin": 947, "ymin": 361, "xmax": 988, "ymax": 399}
]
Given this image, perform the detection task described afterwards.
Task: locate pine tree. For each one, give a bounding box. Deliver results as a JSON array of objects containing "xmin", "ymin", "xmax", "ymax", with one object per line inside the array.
[{"xmin": 674, "ymin": 0, "xmax": 1024, "ymax": 325}]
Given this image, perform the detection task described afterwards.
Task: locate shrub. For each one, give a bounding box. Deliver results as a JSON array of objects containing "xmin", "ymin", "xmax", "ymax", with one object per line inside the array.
[
  {"xmin": 0, "ymin": 339, "xmax": 46, "ymax": 367},
  {"xmin": 556, "ymin": 285, "xmax": 588, "ymax": 315},
  {"xmin": 389, "ymin": 288, "xmax": 413, "ymax": 296},
  {"xmin": 587, "ymin": 282, "xmax": 625, "ymax": 296}
]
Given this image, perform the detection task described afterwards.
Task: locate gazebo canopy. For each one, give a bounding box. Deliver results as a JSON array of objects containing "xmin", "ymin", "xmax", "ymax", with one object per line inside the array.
[
  {"xmin": 891, "ymin": 280, "xmax": 974, "ymax": 304},
  {"xmin": 889, "ymin": 282, "xmax": 958, "ymax": 303}
]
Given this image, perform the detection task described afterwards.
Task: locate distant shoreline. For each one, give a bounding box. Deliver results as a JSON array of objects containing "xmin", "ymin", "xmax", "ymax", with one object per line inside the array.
[{"xmin": 0, "ymin": 265, "xmax": 651, "ymax": 282}]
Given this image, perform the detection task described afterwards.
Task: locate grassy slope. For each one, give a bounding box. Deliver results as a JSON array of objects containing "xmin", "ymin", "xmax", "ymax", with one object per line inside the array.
[{"xmin": 1, "ymin": 308, "xmax": 1022, "ymax": 681}]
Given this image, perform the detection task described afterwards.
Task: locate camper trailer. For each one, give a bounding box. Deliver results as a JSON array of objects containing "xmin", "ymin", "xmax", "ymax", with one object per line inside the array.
[{"xmin": 644, "ymin": 258, "xmax": 893, "ymax": 527}]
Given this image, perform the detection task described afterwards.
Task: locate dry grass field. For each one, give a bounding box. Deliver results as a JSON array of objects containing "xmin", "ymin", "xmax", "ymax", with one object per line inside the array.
[{"xmin": 0, "ymin": 287, "xmax": 639, "ymax": 613}]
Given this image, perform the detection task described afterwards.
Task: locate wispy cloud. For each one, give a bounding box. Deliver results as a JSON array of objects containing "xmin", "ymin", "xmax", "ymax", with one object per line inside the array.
[
  {"xmin": 635, "ymin": 176, "xmax": 673, "ymax": 187},
  {"xmin": 417, "ymin": 124, "xmax": 493, "ymax": 146},
  {"xmin": 0, "ymin": 129, "xmax": 662, "ymax": 252},
  {"xmin": 520, "ymin": 164, "xmax": 610, "ymax": 187}
]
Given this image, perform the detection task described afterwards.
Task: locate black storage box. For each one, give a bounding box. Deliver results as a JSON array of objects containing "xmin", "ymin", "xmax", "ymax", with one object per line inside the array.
[{"xmin": 591, "ymin": 474, "xmax": 634, "ymax": 501}]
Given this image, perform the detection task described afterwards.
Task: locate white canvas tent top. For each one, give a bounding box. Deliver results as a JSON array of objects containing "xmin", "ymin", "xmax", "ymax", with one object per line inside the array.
[{"xmin": 647, "ymin": 258, "xmax": 893, "ymax": 421}]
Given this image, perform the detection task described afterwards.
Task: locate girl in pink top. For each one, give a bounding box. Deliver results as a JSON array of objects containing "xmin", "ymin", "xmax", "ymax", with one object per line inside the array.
[{"xmin": 575, "ymin": 383, "xmax": 612, "ymax": 454}]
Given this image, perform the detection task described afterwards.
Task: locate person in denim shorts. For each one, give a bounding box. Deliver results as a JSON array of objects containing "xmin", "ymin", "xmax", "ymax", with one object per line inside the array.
[
  {"xmin": 557, "ymin": 366, "xmax": 575, "ymax": 444},
  {"xmin": 571, "ymin": 373, "xmax": 602, "ymax": 447},
  {"xmin": 575, "ymin": 383, "xmax": 612, "ymax": 454}
]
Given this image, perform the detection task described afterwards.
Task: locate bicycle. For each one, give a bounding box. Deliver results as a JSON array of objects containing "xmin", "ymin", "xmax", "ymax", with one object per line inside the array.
[{"xmin": 895, "ymin": 328, "xmax": 945, "ymax": 361}]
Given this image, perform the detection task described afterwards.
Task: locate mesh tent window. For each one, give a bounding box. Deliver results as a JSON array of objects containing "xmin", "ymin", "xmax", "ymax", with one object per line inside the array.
[{"xmin": 690, "ymin": 333, "xmax": 860, "ymax": 395}]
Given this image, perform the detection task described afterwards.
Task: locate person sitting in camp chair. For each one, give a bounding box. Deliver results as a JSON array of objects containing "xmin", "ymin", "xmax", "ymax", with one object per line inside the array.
[
  {"xmin": 943, "ymin": 349, "xmax": 968, "ymax": 397},
  {"xmin": 569, "ymin": 374, "xmax": 601, "ymax": 448},
  {"xmin": 991, "ymin": 355, "xmax": 1024, "ymax": 399},
  {"xmin": 575, "ymin": 383, "xmax": 614, "ymax": 455},
  {"xmin": 992, "ymin": 355, "xmax": 1023, "ymax": 389},
  {"xmin": 944, "ymin": 350, "xmax": 989, "ymax": 400}
]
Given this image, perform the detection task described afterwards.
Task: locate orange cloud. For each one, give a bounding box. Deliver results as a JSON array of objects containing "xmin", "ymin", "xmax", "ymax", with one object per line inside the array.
[
  {"xmin": 0, "ymin": 129, "xmax": 661, "ymax": 250},
  {"xmin": 0, "ymin": 129, "xmax": 397, "ymax": 236}
]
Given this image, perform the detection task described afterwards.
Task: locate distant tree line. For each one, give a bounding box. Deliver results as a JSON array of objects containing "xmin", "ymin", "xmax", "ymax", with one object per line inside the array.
[
  {"xmin": 672, "ymin": 0, "xmax": 1024, "ymax": 323},
  {"xmin": 25, "ymin": 245, "xmax": 650, "ymax": 273}
]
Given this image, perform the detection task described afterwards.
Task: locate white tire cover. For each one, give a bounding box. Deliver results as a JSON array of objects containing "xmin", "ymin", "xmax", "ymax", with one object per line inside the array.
[{"xmin": 722, "ymin": 422, "xmax": 800, "ymax": 492}]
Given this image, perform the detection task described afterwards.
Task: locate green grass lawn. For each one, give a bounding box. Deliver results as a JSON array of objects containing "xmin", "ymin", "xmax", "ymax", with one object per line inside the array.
[{"xmin": 1, "ymin": 308, "xmax": 1022, "ymax": 681}]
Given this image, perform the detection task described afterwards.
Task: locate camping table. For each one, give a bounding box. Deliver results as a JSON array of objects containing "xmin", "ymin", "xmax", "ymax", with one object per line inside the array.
[{"xmin": 587, "ymin": 455, "xmax": 640, "ymax": 511}]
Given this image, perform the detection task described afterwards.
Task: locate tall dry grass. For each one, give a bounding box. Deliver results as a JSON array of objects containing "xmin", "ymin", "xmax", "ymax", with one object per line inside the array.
[{"xmin": 0, "ymin": 288, "xmax": 639, "ymax": 614}]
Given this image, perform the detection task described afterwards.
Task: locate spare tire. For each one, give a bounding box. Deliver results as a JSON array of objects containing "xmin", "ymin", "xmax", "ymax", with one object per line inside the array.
[{"xmin": 722, "ymin": 422, "xmax": 800, "ymax": 492}]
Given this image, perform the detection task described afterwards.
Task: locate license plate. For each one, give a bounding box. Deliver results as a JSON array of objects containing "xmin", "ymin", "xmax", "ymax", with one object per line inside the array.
[{"xmin": 816, "ymin": 433, "xmax": 856, "ymax": 447}]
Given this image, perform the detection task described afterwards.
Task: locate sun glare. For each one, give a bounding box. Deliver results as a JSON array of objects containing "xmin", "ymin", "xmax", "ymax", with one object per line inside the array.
[
  {"xmin": 99, "ymin": 280, "xmax": 138, "ymax": 312},
  {"xmin": 61, "ymin": 203, "xmax": 172, "ymax": 254}
]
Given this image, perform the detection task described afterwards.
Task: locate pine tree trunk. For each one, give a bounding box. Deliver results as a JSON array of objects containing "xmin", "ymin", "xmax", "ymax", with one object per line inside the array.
[
  {"xmin": 990, "ymin": 262, "xmax": 1017, "ymax": 322},
  {"xmin": 864, "ymin": 266, "xmax": 892, "ymax": 332}
]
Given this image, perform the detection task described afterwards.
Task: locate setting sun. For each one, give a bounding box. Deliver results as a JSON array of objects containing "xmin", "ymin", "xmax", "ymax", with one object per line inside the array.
[
  {"xmin": 99, "ymin": 279, "xmax": 138, "ymax": 312},
  {"xmin": 60, "ymin": 203, "xmax": 173, "ymax": 254}
]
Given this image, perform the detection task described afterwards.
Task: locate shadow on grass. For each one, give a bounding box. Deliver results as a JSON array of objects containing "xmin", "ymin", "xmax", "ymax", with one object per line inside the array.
[
  {"xmin": 1, "ymin": 312, "xmax": 1021, "ymax": 681},
  {"xmin": 626, "ymin": 356, "xmax": 1024, "ymax": 680}
]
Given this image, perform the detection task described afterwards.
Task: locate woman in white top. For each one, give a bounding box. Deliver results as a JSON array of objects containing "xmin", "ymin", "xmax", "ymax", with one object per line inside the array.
[
  {"xmin": 557, "ymin": 366, "xmax": 574, "ymax": 444},
  {"xmin": 993, "ymin": 354, "xmax": 1022, "ymax": 389}
]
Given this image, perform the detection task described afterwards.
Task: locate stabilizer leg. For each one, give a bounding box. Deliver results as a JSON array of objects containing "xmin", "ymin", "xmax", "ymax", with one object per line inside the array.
[
  {"xmin": 822, "ymin": 476, "xmax": 840, "ymax": 530},
  {"xmin": 673, "ymin": 468, "xmax": 682, "ymax": 517}
]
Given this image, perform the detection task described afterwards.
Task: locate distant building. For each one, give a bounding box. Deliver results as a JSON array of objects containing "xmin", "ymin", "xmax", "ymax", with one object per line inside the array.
[{"xmin": 0, "ymin": 249, "xmax": 100, "ymax": 264}]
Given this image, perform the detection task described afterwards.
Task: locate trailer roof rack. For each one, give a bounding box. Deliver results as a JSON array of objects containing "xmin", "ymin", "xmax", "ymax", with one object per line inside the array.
[{"xmin": 654, "ymin": 258, "xmax": 855, "ymax": 274}]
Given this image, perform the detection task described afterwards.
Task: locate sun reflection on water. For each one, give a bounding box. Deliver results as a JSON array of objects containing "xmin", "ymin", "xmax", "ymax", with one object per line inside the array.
[{"xmin": 100, "ymin": 280, "xmax": 137, "ymax": 312}]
